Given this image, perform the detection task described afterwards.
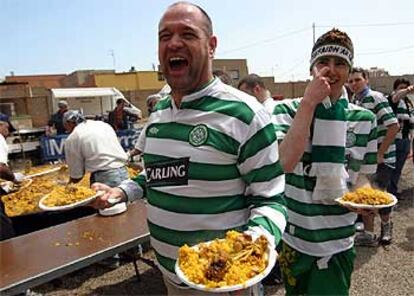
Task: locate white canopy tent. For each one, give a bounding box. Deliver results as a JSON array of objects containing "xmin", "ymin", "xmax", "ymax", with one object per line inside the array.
[{"xmin": 50, "ymin": 87, "xmax": 142, "ymax": 118}]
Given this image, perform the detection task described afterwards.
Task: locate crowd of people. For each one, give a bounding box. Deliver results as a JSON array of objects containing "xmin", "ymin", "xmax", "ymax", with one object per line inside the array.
[{"xmin": 1, "ymin": 1, "xmax": 413, "ymax": 296}]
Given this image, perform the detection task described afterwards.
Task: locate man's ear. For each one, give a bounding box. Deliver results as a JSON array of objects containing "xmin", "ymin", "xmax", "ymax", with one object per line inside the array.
[{"xmin": 209, "ymin": 36, "xmax": 217, "ymax": 58}]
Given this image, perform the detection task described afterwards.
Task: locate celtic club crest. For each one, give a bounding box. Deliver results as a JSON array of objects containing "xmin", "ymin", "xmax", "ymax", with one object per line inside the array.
[
  {"xmin": 189, "ymin": 124, "xmax": 208, "ymax": 147},
  {"xmin": 346, "ymin": 131, "xmax": 356, "ymax": 147}
]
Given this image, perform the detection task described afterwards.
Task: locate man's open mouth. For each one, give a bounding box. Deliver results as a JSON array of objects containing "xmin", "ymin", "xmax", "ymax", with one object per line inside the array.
[{"xmin": 169, "ymin": 56, "xmax": 189, "ymax": 71}]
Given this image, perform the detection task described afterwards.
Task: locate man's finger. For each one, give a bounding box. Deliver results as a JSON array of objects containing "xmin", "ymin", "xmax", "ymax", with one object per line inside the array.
[{"xmin": 312, "ymin": 65, "xmax": 330, "ymax": 78}]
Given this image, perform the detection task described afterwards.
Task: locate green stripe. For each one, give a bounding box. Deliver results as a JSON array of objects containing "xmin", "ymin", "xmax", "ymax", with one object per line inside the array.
[
  {"xmin": 348, "ymin": 158, "xmax": 363, "ymax": 171},
  {"xmin": 248, "ymin": 216, "xmax": 282, "ymax": 245},
  {"xmin": 347, "ymin": 110, "xmax": 375, "ymax": 122},
  {"xmin": 242, "ymin": 161, "xmax": 284, "ymax": 184},
  {"xmin": 248, "ymin": 194, "xmax": 287, "ymax": 208},
  {"xmin": 273, "ymin": 103, "xmax": 296, "ymax": 118},
  {"xmin": 310, "ymin": 146, "xmax": 345, "ymax": 163},
  {"xmin": 286, "ymin": 174, "xmax": 316, "ymax": 191},
  {"xmin": 180, "ymin": 96, "xmax": 255, "ymax": 124},
  {"xmin": 146, "ymin": 122, "xmax": 240, "ymax": 155},
  {"xmin": 364, "ymin": 152, "xmax": 377, "ymax": 165},
  {"xmin": 379, "ymin": 113, "xmax": 397, "ymax": 124},
  {"xmin": 350, "ymin": 134, "xmax": 370, "ymax": 147},
  {"xmin": 148, "ymin": 221, "xmax": 246, "ymax": 247},
  {"xmin": 287, "ymin": 222, "xmax": 355, "ymax": 243},
  {"xmin": 155, "ymin": 252, "xmax": 176, "ymax": 273},
  {"xmin": 285, "ymin": 196, "xmax": 349, "ymax": 216},
  {"xmin": 374, "ymin": 102, "xmax": 393, "ymax": 114},
  {"xmin": 239, "ymin": 123, "xmax": 276, "ymax": 163},
  {"xmin": 155, "ymin": 97, "xmax": 172, "ymax": 111},
  {"xmin": 144, "ymin": 153, "xmax": 240, "ymax": 180},
  {"xmin": 148, "ymin": 190, "xmax": 247, "ymax": 214}
]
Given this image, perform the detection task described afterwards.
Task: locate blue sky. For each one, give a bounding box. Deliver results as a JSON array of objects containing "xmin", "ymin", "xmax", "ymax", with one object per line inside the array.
[{"xmin": 1, "ymin": 0, "xmax": 413, "ymax": 82}]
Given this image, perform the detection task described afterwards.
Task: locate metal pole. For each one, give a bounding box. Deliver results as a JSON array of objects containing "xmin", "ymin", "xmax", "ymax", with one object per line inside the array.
[{"xmin": 312, "ymin": 23, "xmax": 316, "ymax": 44}]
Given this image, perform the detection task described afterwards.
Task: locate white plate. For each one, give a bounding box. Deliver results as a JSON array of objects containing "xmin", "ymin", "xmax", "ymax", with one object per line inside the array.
[
  {"xmin": 175, "ymin": 237, "xmax": 277, "ymax": 293},
  {"xmin": 335, "ymin": 193, "xmax": 398, "ymax": 210},
  {"xmin": 38, "ymin": 191, "xmax": 103, "ymax": 211},
  {"xmin": 25, "ymin": 167, "xmax": 62, "ymax": 178}
]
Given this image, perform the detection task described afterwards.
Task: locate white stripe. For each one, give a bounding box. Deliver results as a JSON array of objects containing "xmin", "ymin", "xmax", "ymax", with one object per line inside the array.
[
  {"xmin": 246, "ymin": 175, "xmax": 285, "ymax": 198},
  {"xmin": 250, "ymin": 206, "xmax": 287, "ymax": 233},
  {"xmin": 147, "ymin": 204, "xmax": 249, "ymax": 231},
  {"xmin": 151, "ymin": 237, "xmax": 179, "ymax": 260},
  {"xmin": 154, "ymin": 178, "xmax": 245, "ymax": 198},
  {"xmin": 359, "ymin": 164, "xmax": 377, "ymax": 174},
  {"xmin": 241, "ymin": 107, "xmax": 273, "ymax": 148},
  {"xmin": 238, "ymin": 141, "xmax": 279, "ymax": 175},
  {"xmin": 247, "ymin": 225, "xmax": 277, "ymax": 249},
  {"xmin": 312, "ymin": 119, "xmax": 347, "ymax": 146},
  {"xmin": 285, "ymin": 183, "xmax": 329, "ymax": 205},
  {"xmin": 145, "ymin": 138, "xmax": 237, "ymax": 165},
  {"xmin": 283, "ymin": 233, "xmax": 354, "ymax": 257},
  {"xmin": 287, "ymin": 210, "xmax": 356, "ymax": 230}
]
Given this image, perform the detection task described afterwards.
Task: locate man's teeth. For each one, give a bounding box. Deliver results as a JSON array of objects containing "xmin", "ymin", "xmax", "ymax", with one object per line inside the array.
[{"xmin": 170, "ymin": 57, "xmax": 185, "ymax": 62}]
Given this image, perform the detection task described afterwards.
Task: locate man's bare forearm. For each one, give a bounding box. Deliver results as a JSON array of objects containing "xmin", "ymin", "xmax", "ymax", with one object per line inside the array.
[{"xmin": 280, "ymin": 100, "xmax": 317, "ymax": 172}]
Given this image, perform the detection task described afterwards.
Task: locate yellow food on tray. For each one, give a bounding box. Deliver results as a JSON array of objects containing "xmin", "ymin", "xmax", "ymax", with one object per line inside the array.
[
  {"xmin": 1, "ymin": 176, "xmax": 55, "ymax": 216},
  {"xmin": 342, "ymin": 187, "xmax": 393, "ymax": 205},
  {"xmin": 24, "ymin": 164, "xmax": 62, "ymax": 176},
  {"xmin": 43, "ymin": 185, "xmax": 96, "ymax": 207},
  {"xmin": 178, "ymin": 231, "xmax": 268, "ymax": 288}
]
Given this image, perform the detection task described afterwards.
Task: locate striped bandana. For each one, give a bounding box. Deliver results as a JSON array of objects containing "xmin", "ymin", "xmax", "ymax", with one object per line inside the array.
[
  {"xmin": 310, "ymin": 44, "xmax": 353, "ymax": 69},
  {"xmin": 309, "ymin": 88, "xmax": 350, "ymax": 200}
]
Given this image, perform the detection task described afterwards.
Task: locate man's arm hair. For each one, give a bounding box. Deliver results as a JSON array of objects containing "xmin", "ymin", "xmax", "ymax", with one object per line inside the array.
[{"xmin": 0, "ymin": 163, "xmax": 16, "ymax": 182}]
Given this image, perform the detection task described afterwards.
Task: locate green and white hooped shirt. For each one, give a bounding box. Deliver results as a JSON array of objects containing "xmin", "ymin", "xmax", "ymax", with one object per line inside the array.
[
  {"xmin": 354, "ymin": 89, "xmax": 398, "ymax": 167},
  {"xmin": 134, "ymin": 78, "xmax": 287, "ymax": 283},
  {"xmin": 272, "ymin": 98, "xmax": 377, "ymax": 257}
]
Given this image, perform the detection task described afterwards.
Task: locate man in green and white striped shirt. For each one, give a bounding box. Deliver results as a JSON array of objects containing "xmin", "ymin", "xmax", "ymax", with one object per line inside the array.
[
  {"xmin": 273, "ymin": 28, "xmax": 377, "ymax": 295},
  {"xmin": 92, "ymin": 2, "xmax": 286, "ymax": 294},
  {"xmin": 348, "ymin": 68, "xmax": 399, "ymax": 245}
]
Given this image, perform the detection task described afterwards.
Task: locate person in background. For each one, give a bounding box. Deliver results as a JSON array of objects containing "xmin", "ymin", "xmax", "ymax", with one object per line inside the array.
[
  {"xmin": 0, "ymin": 113, "xmax": 16, "ymax": 133},
  {"xmin": 91, "ymin": 2, "xmax": 287, "ymax": 295},
  {"xmin": 273, "ymin": 28, "xmax": 378, "ymax": 295},
  {"xmin": 146, "ymin": 93, "xmax": 162, "ymax": 115},
  {"xmin": 46, "ymin": 100, "xmax": 69, "ymax": 136},
  {"xmin": 0, "ymin": 121, "xmax": 25, "ymax": 241},
  {"xmin": 238, "ymin": 73, "xmax": 284, "ymax": 286},
  {"xmin": 238, "ymin": 73, "xmax": 276, "ymax": 112},
  {"xmin": 348, "ymin": 67, "xmax": 399, "ymax": 246},
  {"xmin": 63, "ymin": 110, "xmax": 128, "ymax": 187},
  {"xmin": 213, "ymin": 69, "xmax": 232, "ymax": 85},
  {"xmin": 108, "ymin": 99, "xmax": 139, "ymax": 131},
  {"xmin": 387, "ymin": 78, "xmax": 414, "ymax": 199}
]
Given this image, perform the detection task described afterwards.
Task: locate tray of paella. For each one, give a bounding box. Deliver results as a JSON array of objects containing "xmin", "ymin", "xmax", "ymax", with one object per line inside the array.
[
  {"xmin": 175, "ymin": 230, "xmax": 276, "ymax": 293},
  {"xmin": 335, "ymin": 187, "xmax": 397, "ymax": 210},
  {"xmin": 1, "ymin": 164, "xmax": 141, "ymax": 217}
]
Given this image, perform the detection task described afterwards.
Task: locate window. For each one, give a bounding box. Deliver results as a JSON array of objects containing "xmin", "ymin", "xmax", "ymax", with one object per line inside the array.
[{"xmin": 229, "ymin": 70, "xmax": 239, "ymax": 80}]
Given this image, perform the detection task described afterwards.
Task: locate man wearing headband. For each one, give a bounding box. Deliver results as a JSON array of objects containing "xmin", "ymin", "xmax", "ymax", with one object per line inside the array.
[
  {"xmin": 272, "ymin": 28, "xmax": 378, "ymax": 295},
  {"xmin": 348, "ymin": 68, "xmax": 399, "ymax": 246}
]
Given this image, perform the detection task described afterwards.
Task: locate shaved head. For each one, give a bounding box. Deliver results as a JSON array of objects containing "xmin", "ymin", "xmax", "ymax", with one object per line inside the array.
[{"xmin": 161, "ymin": 1, "xmax": 213, "ymax": 36}]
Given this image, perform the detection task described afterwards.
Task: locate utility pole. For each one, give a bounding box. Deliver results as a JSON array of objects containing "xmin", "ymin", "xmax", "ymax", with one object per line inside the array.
[
  {"xmin": 109, "ymin": 49, "xmax": 116, "ymax": 70},
  {"xmin": 312, "ymin": 23, "xmax": 316, "ymax": 44}
]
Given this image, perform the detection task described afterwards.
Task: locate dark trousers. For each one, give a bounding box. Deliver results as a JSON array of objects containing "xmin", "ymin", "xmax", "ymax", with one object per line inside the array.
[{"xmin": 388, "ymin": 138, "xmax": 411, "ymax": 196}]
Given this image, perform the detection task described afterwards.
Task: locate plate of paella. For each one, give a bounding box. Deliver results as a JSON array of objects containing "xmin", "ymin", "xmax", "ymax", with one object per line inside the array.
[
  {"xmin": 39, "ymin": 185, "xmax": 103, "ymax": 211},
  {"xmin": 335, "ymin": 187, "xmax": 397, "ymax": 210},
  {"xmin": 175, "ymin": 230, "xmax": 277, "ymax": 293}
]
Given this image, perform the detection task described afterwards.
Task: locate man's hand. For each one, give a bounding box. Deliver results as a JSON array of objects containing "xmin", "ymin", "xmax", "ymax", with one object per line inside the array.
[
  {"xmin": 13, "ymin": 172, "xmax": 25, "ymax": 183},
  {"xmin": 302, "ymin": 66, "xmax": 331, "ymax": 107},
  {"xmin": 377, "ymin": 153, "xmax": 385, "ymax": 164},
  {"xmin": 90, "ymin": 182, "xmax": 126, "ymax": 209},
  {"xmin": 343, "ymin": 204, "xmax": 377, "ymax": 216}
]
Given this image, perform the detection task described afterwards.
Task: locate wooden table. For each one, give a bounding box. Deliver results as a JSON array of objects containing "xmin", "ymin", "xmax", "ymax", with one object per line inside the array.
[{"xmin": 0, "ymin": 200, "xmax": 150, "ymax": 296}]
